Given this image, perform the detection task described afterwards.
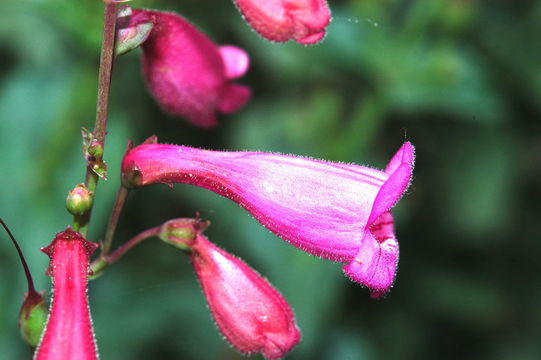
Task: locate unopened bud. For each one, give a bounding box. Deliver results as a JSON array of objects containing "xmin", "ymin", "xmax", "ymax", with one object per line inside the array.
[
  {"xmin": 19, "ymin": 290, "xmax": 48, "ymax": 347},
  {"xmin": 87, "ymin": 141, "xmax": 104, "ymax": 160},
  {"xmin": 158, "ymin": 218, "xmax": 209, "ymax": 252},
  {"xmin": 191, "ymin": 234, "xmax": 300, "ymax": 359},
  {"xmin": 66, "ymin": 184, "xmax": 93, "ymax": 215}
]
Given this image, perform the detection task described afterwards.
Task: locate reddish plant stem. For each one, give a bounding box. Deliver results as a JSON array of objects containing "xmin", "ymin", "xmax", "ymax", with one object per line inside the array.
[
  {"xmin": 0, "ymin": 218, "xmax": 37, "ymax": 296},
  {"xmin": 107, "ymin": 226, "xmax": 162, "ymax": 265},
  {"xmin": 101, "ymin": 185, "xmax": 129, "ymax": 256},
  {"xmin": 90, "ymin": 226, "xmax": 161, "ymax": 277},
  {"xmin": 76, "ymin": 1, "xmax": 118, "ymax": 237},
  {"xmin": 93, "ymin": 1, "xmax": 118, "ymax": 145}
]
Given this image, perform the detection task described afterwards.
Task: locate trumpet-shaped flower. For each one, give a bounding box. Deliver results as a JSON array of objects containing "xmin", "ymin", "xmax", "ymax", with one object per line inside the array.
[
  {"xmin": 122, "ymin": 142, "xmax": 415, "ymax": 296},
  {"xmin": 233, "ymin": 0, "xmax": 331, "ymax": 44},
  {"xmin": 129, "ymin": 9, "xmax": 251, "ymax": 128},
  {"xmin": 35, "ymin": 228, "xmax": 99, "ymax": 360}
]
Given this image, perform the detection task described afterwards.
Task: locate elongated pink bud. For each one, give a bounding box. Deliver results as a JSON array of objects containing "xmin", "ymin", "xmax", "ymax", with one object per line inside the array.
[
  {"xmin": 233, "ymin": 0, "xmax": 331, "ymax": 44},
  {"xmin": 122, "ymin": 142, "xmax": 415, "ymax": 297},
  {"xmin": 35, "ymin": 227, "xmax": 99, "ymax": 360},
  {"xmin": 190, "ymin": 233, "xmax": 300, "ymax": 359},
  {"xmin": 128, "ymin": 8, "xmax": 251, "ymax": 128}
]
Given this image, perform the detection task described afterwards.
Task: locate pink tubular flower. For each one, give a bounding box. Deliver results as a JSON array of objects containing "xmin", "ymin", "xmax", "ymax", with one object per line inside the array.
[
  {"xmin": 121, "ymin": 142, "xmax": 415, "ymax": 297},
  {"xmin": 128, "ymin": 9, "xmax": 251, "ymax": 128},
  {"xmin": 233, "ymin": 0, "xmax": 331, "ymax": 44},
  {"xmin": 35, "ymin": 227, "xmax": 99, "ymax": 360},
  {"xmin": 190, "ymin": 232, "xmax": 300, "ymax": 359}
]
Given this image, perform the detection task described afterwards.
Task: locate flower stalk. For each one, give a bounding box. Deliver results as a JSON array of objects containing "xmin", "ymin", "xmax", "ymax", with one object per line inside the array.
[
  {"xmin": 75, "ymin": 1, "xmax": 118, "ymax": 237},
  {"xmin": 101, "ymin": 185, "xmax": 129, "ymax": 256},
  {"xmin": 90, "ymin": 224, "xmax": 161, "ymax": 278}
]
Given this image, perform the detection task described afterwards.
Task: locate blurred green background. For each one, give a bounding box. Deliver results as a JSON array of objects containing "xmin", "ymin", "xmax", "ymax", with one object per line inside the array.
[{"xmin": 1, "ymin": 0, "xmax": 540, "ymax": 359}]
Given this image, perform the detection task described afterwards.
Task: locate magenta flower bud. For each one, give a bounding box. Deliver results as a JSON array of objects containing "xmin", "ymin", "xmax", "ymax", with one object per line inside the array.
[
  {"xmin": 190, "ymin": 232, "xmax": 300, "ymax": 359},
  {"xmin": 35, "ymin": 227, "xmax": 99, "ymax": 360},
  {"xmin": 233, "ymin": 0, "xmax": 331, "ymax": 44},
  {"xmin": 129, "ymin": 9, "xmax": 251, "ymax": 128},
  {"xmin": 121, "ymin": 142, "xmax": 415, "ymax": 297}
]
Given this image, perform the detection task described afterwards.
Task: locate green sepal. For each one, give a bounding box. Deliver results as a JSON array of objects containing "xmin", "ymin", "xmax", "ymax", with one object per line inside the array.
[{"xmin": 19, "ymin": 291, "xmax": 48, "ymax": 348}]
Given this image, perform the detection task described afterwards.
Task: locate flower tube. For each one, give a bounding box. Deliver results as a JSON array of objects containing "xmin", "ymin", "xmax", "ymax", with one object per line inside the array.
[
  {"xmin": 126, "ymin": 8, "xmax": 251, "ymax": 128},
  {"xmin": 34, "ymin": 228, "xmax": 99, "ymax": 360},
  {"xmin": 122, "ymin": 142, "xmax": 415, "ymax": 297},
  {"xmin": 233, "ymin": 0, "xmax": 331, "ymax": 44}
]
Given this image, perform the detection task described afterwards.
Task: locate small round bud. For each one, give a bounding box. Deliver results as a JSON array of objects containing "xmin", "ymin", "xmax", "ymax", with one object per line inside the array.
[
  {"xmin": 159, "ymin": 218, "xmax": 209, "ymax": 252},
  {"xmin": 19, "ymin": 291, "xmax": 48, "ymax": 347},
  {"xmin": 87, "ymin": 141, "xmax": 104, "ymax": 159},
  {"xmin": 66, "ymin": 184, "xmax": 93, "ymax": 215}
]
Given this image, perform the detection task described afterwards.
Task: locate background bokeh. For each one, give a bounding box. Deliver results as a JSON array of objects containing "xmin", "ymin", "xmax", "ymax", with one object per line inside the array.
[{"xmin": 1, "ymin": 0, "xmax": 540, "ymax": 359}]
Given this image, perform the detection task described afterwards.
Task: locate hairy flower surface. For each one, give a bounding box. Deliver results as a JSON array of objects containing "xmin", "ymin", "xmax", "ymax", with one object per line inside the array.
[
  {"xmin": 130, "ymin": 9, "xmax": 251, "ymax": 128},
  {"xmin": 35, "ymin": 228, "xmax": 99, "ymax": 360},
  {"xmin": 122, "ymin": 142, "xmax": 415, "ymax": 296},
  {"xmin": 234, "ymin": 0, "xmax": 331, "ymax": 44},
  {"xmin": 190, "ymin": 232, "xmax": 300, "ymax": 359}
]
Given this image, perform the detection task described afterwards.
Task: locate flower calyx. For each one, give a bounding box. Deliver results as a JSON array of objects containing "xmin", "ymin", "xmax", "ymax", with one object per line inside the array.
[
  {"xmin": 158, "ymin": 218, "xmax": 210, "ymax": 252},
  {"xmin": 115, "ymin": 5, "xmax": 153, "ymax": 56}
]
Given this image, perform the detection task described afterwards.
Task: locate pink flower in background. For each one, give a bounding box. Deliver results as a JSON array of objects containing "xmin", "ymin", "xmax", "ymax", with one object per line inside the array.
[
  {"xmin": 233, "ymin": 0, "xmax": 331, "ymax": 44},
  {"xmin": 35, "ymin": 228, "xmax": 99, "ymax": 360},
  {"xmin": 122, "ymin": 142, "xmax": 415, "ymax": 297},
  {"xmin": 188, "ymin": 232, "xmax": 300, "ymax": 359},
  {"xmin": 129, "ymin": 9, "xmax": 251, "ymax": 128}
]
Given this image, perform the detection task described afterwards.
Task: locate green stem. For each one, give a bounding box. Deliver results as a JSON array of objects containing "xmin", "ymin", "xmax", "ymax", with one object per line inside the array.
[{"xmin": 75, "ymin": 1, "xmax": 118, "ymax": 237}]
